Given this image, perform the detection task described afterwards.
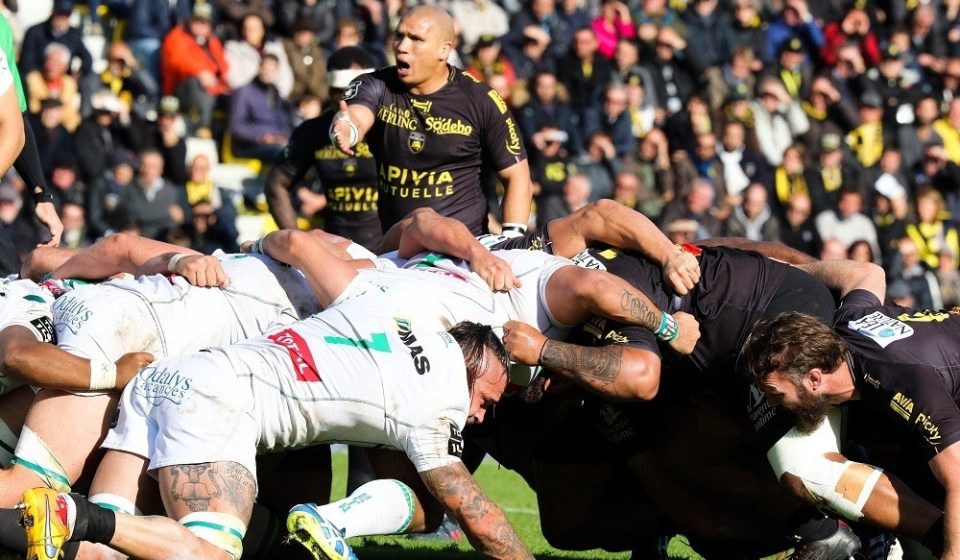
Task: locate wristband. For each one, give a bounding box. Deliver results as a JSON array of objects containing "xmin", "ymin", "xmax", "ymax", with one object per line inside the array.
[
  {"xmin": 88, "ymin": 359, "xmax": 118, "ymax": 391},
  {"xmin": 329, "ymin": 113, "xmax": 359, "ymax": 148},
  {"xmin": 675, "ymin": 243, "xmax": 702, "ymax": 257},
  {"xmin": 167, "ymin": 253, "xmax": 189, "ymax": 273},
  {"xmin": 33, "ymin": 190, "xmax": 54, "ymax": 204},
  {"xmin": 502, "ymin": 223, "xmax": 527, "ymax": 239},
  {"xmin": 249, "ymin": 236, "xmax": 267, "ymax": 255},
  {"xmin": 537, "ymin": 339, "xmax": 549, "ymax": 364},
  {"xmin": 653, "ymin": 311, "xmax": 680, "ymax": 342}
]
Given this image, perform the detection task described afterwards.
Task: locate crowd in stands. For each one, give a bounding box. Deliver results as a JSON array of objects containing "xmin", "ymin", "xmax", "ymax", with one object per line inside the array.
[{"xmin": 3, "ymin": 0, "xmax": 960, "ymax": 310}]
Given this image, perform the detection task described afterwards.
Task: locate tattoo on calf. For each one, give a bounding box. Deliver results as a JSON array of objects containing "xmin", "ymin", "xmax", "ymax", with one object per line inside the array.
[
  {"xmin": 540, "ymin": 340, "xmax": 623, "ymax": 385},
  {"xmin": 169, "ymin": 462, "xmax": 256, "ymax": 520},
  {"xmin": 620, "ymin": 290, "xmax": 659, "ymax": 331}
]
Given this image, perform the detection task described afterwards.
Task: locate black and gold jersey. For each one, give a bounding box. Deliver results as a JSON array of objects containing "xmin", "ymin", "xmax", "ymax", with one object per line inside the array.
[{"xmin": 345, "ymin": 67, "xmax": 527, "ymax": 234}]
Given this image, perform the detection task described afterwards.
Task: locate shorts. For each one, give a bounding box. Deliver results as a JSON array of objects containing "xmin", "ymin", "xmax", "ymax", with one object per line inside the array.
[
  {"xmin": 491, "ymin": 249, "xmax": 574, "ymax": 335},
  {"xmin": 102, "ymin": 352, "xmax": 259, "ymax": 479}
]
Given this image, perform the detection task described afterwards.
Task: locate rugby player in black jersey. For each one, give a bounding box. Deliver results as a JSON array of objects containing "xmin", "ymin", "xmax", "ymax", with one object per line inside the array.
[
  {"xmin": 743, "ymin": 260, "xmax": 960, "ymax": 558},
  {"xmin": 266, "ymin": 47, "xmax": 382, "ymax": 250},
  {"xmin": 327, "ymin": 6, "xmax": 533, "ymax": 235}
]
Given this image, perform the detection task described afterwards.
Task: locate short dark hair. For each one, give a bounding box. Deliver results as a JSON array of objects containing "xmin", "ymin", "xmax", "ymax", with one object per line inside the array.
[
  {"xmin": 448, "ymin": 321, "xmax": 508, "ymax": 390},
  {"xmin": 740, "ymin": 312, "xmax": 847, "ymax": 386}
]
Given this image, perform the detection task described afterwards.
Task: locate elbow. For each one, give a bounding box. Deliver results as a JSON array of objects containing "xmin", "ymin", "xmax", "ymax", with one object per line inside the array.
[
  {"xmin": 621, "ymin": 357, "xmax": 661, "ymax": 401},
  {"xmin": 0, "ymin": 336, "xmax": 28, "ymax": 376}
]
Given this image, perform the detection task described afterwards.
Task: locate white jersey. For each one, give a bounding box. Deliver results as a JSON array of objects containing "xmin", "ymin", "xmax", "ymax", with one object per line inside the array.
[
  {"xmin": 105, "ymin": 292, "xmax": 470, "ymax": 476},
  {"xmin": 53, "ymin": 254, "xmax": 320, "ymax": 364},
  {"xmin": 0, "ymin": 278, "xmax": 56, "ymax": 395}
]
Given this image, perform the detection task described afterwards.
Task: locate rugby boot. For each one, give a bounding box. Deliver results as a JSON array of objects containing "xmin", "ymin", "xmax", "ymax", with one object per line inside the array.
[
  {"xmin": 791, "ymin": 520, "xmax": 861, "ymax": 560},
  {"xmin": 286, "ymin": 503, "xmax": 358, "ymax": 560},
  {"xmin": 17, "ymin": 488, "xmax": 71, "ymax": 560}
]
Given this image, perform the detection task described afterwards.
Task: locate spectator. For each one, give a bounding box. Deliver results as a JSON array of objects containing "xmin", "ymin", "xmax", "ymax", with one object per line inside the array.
[
  {"xmin": 558, "ymin": 26, "xmax": 614, "ymax": 120},
  {"xmin": 517, "ymin": 71, "xmax": 583, "ymax": 155},
  {"xmin": 906, "ymin": 187, "xmax": 960, "ymax": 270},
  {"xmin": 86, "ymin": 149, "xmax": 136, "ymax": 239},
  {"xmin": 800, "ymin": 75, "xmax": 858, "ymax": 146},
  {"xmin": 751, "ymin": 77, "xmax": 809, "ymax": 166},
  {"xmin": 48, "ymin": 152, "xmax": 84, "ymax": 209},
  {"xmin": 846, "ymin": 90, "xmax": 889, "ymax": 169},
  {"xmin": 59, "ymin": 200, "xmax": 87, "ymax": 248},
  {"xmin": 724, "ymin": 181, "xmax": 780, "ymax": 241},
  {"xmin": 872, "ymin": 174, "xmax": 910, "ymax": 267},
  {"xmin": 19, "ymin": 0, "xmax": 93, "ymax": 77},
  {"xmin": 228, "ymin": 54, "xmax": 293, "ymax": 163},
  {"xmin": 276, "ymin": 0, "xmax": 337, "ymax": 44},
  {"xmin": 557, "ymin": 0, "xmax": 591, "ymax": 31},
  {"xmin": 120, "ymin": 149, "xmax": 183, "ymax": 239},
  {"xmin": 848, "ymin": 239, "xmax": 874, "ymax": 263},
  {"xmin": 592, "ymin": 0, "xmax": 634, "ymax": 60},
  {"xmin": 911, "ymin": 5, "xmax": 946, "ymax": 74},
  {"xmin": 805, "ymin": 132, "xmax": 859, "ymax": 215},
  {"xmin": 934, "ymin": 98, "xmax": 960, "ymax": 164},
  {"xmin": 530, "ymin": 125, "xmax": 573, "ymax": 229},
  {"xmin": 660, "ymin": 178, "xmax": 724, "ymax": 239},
  {"xmin": 503, "ymin": 25, "xmax": 555, "ymax": 82},
  {"xmin": 937, "ymin": 246, "xmax": 960, "ymax": 308},
  {"xmin": 892, "ymin": 236, "xmax": 942, "ymax": 309},
  {"xmin": 160, "ymin": 3, "xmax": 230, "ymax": 136},
  {"xmin": 73, "ymin": 91, "xmax": 133, "ymax": 184},
  {"xmin": 770, "ymin": 143, "xmax": 808, "ymax": 215},
  {"xmin": 689, "ymin": 131, "xmax": 728, "ymax": 207},
  {"xmin": 504, "ymin": 0, "xmax": 572, "ymax": 63},
  {"xmin": 815, "ymin": 188, "xmax": 881, "ymax": 260},
  {"xmin": 24, "ymin": 42, "xmax": 80, "ymax": 131},
  {"xmin": 706, "ymin": 46, "xmax": 759, "ymax": 110},
  {"xmin": 625, "ymin": 127, "xmax": 674, "ymax": 216},
  {"xmin": 886, "ymin": 279, "xmax": 916, "ymax": 307},
  {"xmin": 586, "ymin": 83, "xmax": 636, "ymax": 157},
  {"xmin": 96, "ymin": 41, "xmax": 160, "ymax": 122},
  {"xmin": 450, "ymin": 0, "xmax": 509, "ymax": 54},
  {"xmin": 575, "ymin": 131, "xmax": 619, "ymax": 201},
  {"xmin": 120, "ymin": 0, "xmax": 184, "ymax": 83},
  {"xmin": 187, "ymin": 198, "xmax": 239, "ymax": 254},
  {"xmin": 648, "ymin": 26, "xmax": 695, "ymax": 115},
  {"xmin": 0, "ymin": 183, "xmax": 35, "ymax": 255},
  {"xmin": 612, "ymin": 40, "xmax": 659, "ymax": 107},
  {"xmin": 465, "ymin": 35, "xmax": 517, "ymax": 93},
  {"xmin": 819, "ymin": 6, "xmax": 879, "ymax": 68},
  {"xmin": 774, "ymin": 38, "xmax": 812, "ymax": 100},
  {"xmin": 764, "ymin": 0, "xmax": 823, "ymax": 63},
  {"xmin": 562, "ymin": 173, "xmax": 592, "ymax": 213},
  {"xmin": 683, "ymin": 0, "xmax": 736, "ymax": 77},
  {"xmin": 869, "ymin": 45, "xmax": 917, "ymax": 129},
  {"xmin": 145, "ymin": 95, "xmax": 188, "ymax": 186},
  {"xmin": 283, "ymin": 20, "xmax": 328, "ymax": 102},
  {"xmin": 717, "ymin": 120, "xmax": 769, "ymax": 202},
  {"xmin": 225, "ymin": 13, "xmax": 294, "ymax": 98},
  {"xmin": 901, "ymin": 95, "xmax": 945, "ymax": 171},
  {"xmin": 731, "ymin": 0, "xmax": 765, "ymax": 56},
  {"xmin": 819, "ymin": 237, "xmax": 848, "ymax": 259},
  {"xmin": 212, "ymin": 0, "xmax": 275, "ymax": 40},
  {"xmin": 780, "ymin": 192, "xmax": 822, "ymax": 257},
  {"xmin": 28, "ymin": 98, "xmax": 72, "ymax": 171},
  {"xmin": 184, "ymin": 153, "xmax": 238, "ymax": 231},
  {"xmin": 326, "ymin": 19, "xmax": 385, "ymax": 67}
]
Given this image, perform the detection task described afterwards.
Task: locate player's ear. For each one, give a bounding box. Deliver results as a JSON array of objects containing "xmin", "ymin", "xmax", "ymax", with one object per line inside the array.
[
  {"xmin": 438, "ymin": 41, "xmax": 452, "ymax": 62},
  {"xmin": 806, "ymin": 368, "xmax": 823, "ymax": 391}
]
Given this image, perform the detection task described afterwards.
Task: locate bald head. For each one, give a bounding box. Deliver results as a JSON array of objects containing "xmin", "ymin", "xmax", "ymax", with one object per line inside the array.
[{"xmin": 401, "ymin": 6, "xmax": 456, "ymax": 43}]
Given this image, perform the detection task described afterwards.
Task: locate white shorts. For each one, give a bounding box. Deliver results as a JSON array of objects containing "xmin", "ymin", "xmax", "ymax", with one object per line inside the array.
[
  {"xmin": 490, "ymin": 249, "xmax": 574, "ymax": 336},
  {"xmin": 102, "ymin": 351, "xmax": 259, "ymax": 479}
]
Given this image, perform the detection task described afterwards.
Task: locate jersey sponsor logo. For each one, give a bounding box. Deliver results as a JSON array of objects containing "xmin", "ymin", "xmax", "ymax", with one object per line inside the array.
[
  {"xmin": 29, "ymin": 316, "xmax": 54, "ymax": 343},
  {"xmin": 604, "ymin": 330, "xmax": 628, "ymax": 344},
  {"xmin": 915, "ymin": 412, "xmax": 942, "ymax": 445},
  {"xmin": 747, "ymin": 384, "xmax": 777, "ymax": 431},
  {"xmin": 897, "ymin": 310, "xmax": 951, "ymax": 323},
  {"xmin": 848, "ymin": 312, "xmax": 914, "ymax": 348},
  {"xmin": 862, "ymin": 371, "xmax": 880, "ymax": 389},
  {"xmin": 268, "ymin": 328, "xmax": 321, "ymax": 382},
  {"xmin": 408, "ymin": 131, "xmax": 426, "ymax": 154},
  {"xmin": 583, "ymin": 317, "xmax": 606, "ymax": 339},
  {"xmin": 315, "ymin": 142, "xmax": 373, "ymax": 160},
  {"xmin": 597, "ymin": 403, "xmax": 636, "ymax": 444},
  {"xmin": 889, "ymin": 391, "xmax": 913, "ymax": 421},
  {"xmin": 134, "ymin": 365, "xmax": 193, "ymax": 405},
  {"xmin": 379, "ymin": 164, "xmax": 455, "ymax": 199},
  {"xmin": 424, "ymin": 116, "xmax": 473, "ymax": 136},
  {"xmin": 544, "ymin": 161, "xmax": 568, "ymax": 182},
  {"xmin": 448, "ymin": 424, "xmax": 464, "ymax": 457},
  {"xmin": 52, "ymin": 295, "xmax": 93, "ymax": 335},
  {"xmin": 572, "ymin": 250, "xmax": 606, "ymax": 271},
  {"xmin": 343, "ymin": 80, "xmax": 361, "ymax": 100},
  {"xmin": 377, "ymin": 104, "xmax": 418, "ymax": 131},
  {"xmin": 504, "ymin": 117, "xmax": 522, "ymax": 156},
  {"xmin": 394, "ymin": 318, "xmax": 430, "ymax": 374},
  {"xmin": 487, "ymin": 89, "xmax": 508, "ymax": 114},
  {"xmin": 411, "ymin": 99, "xmax": 433, "ymax": 113},
  {"xmin": 328, "ymin": 186, "xmax": 378, "ymax": 213}
]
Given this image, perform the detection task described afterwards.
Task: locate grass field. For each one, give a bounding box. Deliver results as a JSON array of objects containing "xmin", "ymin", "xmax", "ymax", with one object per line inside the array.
[{"xmin": 0, "ymin": 451, "xmax": 711, "ymax": 560}]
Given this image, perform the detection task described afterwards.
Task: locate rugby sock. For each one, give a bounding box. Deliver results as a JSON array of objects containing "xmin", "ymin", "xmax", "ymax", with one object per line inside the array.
[
  {"xmin": 786, "ymin": 506, "xmax": 838, "ymax": 543},
  {"xmin": 0, "ymin": 508, "xmax": 26, "ymax": 551},
  {"xmin": 64, "ymin": 493, "xmax": 116, "ymax": 545},
  {"xmin": 920, "ymin": 514, "xmax": 944, "ymax": 555},
  {"xmin": 312, "ymin": 479, "xmax": 415, "ymax": 538}
]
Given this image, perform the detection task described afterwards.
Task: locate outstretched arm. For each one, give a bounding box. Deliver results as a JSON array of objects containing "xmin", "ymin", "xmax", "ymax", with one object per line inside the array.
[
  {"xmin": 547, "ymin": 200, "xmax": 700, "ymax": 295},
  {"xmin": 931, "ymin": 443, "xmax": 960, "ymax": 559},
  {"xmin": 796, "ymin": 260, "xmax": 885, "ymax": 301},
  {"xmin": 498, "ymin": 159, "xmax": 533, "ymax": 230},
  {"xmin": 51, "ymin": 233, "xmax": 195, "ymax": 280},
  {"xmin": 697, "ymin": 237, "xmax": 817, "ymax": 265},
  {"xmin": 420, "ymin": 461, "xmax": 533, "ymax": 560}
]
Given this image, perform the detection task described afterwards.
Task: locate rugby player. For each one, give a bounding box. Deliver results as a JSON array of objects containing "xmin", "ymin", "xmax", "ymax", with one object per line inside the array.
[
  {"xmin": 328, "ymin": 6, "xmax": 533, "ymax": 235},
  {"xmin": 18, "ymin": 309, "xmax": 531, "ymax": 560},
  {"xmin": 267, "ymin": 47, "xmax": 382, "ymax": 250},
  {"xmin": 743, "ymin": 259, "xmax": 959, "ymax": 557}
]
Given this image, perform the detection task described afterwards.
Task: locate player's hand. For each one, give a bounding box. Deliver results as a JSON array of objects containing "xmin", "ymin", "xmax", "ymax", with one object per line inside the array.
[
  {"xmin": 115, "ymin": 352, "xmax": 154, "ymax": 389},
  {"xmin": 502, "ymin": 320, "xmax": 546, "ymax": 365},
  {"xmin": 663, "ymin": 248, "xmax": 700, "ymax": 295},
  {"xmin": 331, "ymin": 100, "xmax": 357, "ymax": 156},
  {"xmin": 667, "ymin": 311, "xmax": 700, "ymax": 355},
  {"xmin": 472, "ymin": 251, "xmax": 521, "ymax": 292},
  {"xmin": 173, "ymin": 254, "xmax": 228, "ymax": 288},
  {"xmin": 34, "ymin": 201, "xmax": 63, "ymax": 247}
]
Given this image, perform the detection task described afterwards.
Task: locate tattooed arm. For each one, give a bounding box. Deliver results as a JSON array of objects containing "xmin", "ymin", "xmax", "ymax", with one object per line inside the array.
[
  {"xmin": 419, "ymin": 461, "xmax": 533, "ymax": 560},
  {"xmin": 502, "ymin": 320, "xmax": 662, "ymax": 401}
]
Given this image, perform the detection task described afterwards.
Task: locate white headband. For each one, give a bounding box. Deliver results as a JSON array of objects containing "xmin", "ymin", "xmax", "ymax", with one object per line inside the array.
[{"xmin": 329, "ymin": 68, "xmax": 375, "ymax": 89}]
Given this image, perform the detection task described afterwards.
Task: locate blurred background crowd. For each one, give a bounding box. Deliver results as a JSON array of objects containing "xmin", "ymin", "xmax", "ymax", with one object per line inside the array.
[{"xmin": 1, "ymin": 0, "xmax": 959, "ymax": 309}]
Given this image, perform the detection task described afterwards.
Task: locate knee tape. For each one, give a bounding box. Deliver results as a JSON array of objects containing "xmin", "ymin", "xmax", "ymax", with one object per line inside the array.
[
  {"xmin": 0, "ymin": 418, "xmax": 17, "ymax": 467},
  {"xmin": 767, "ymin": 408, "xmax": 882, "ymax": 520},
  {"xmin": 11, "ymin": 425, "xmax": 71, "ymax": 492},
  {"xmin": 89, "ymin": 493, "xmax": 141, "ymax": 515},
  {"xmin": 180, "ymin": 511, "xmax": 246, "ymax": 560}
]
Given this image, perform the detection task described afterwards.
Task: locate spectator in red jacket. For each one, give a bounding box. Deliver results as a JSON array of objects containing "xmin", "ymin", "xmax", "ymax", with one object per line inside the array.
[
  {"xmin": 160, "ymin": 3, "xmax": 229, "ymax": 136},
  {"xmin": 820, "ymin": 6, "xmax": 881, "ymax": 68}
]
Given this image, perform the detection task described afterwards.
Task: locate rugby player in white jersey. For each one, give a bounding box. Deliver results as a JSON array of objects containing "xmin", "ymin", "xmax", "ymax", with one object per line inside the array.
[{"xmin": 18, "ymin": 282, "xmax": 532, "ymax": 560}]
